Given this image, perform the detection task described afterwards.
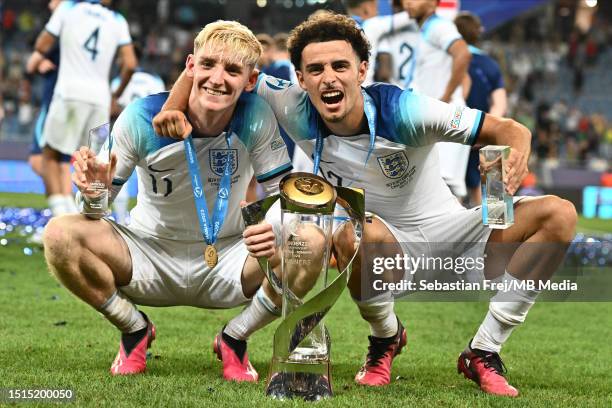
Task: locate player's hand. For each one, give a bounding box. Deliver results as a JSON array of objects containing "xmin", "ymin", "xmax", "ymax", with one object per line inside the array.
[
  {"xmin": 38, "ymin": 59, "xmax": 57, "ymax": 74},
  {"xmin": 152, "ymin": 110, "xmax": 192, "ymax": 139},
  {"xmin": 504, "ymin": 148, "xmax": 528, "ymax": 195},
  {"xmin": 243, "ymin": 222, "xmax": 276, "ymax": 259},
  {"xmin": 71, "ymin": 146, "xmax": 117, "ymax": 197},
  {"xmin": 440, "ymin": 93, "xmax": 452, "ymax": 103}
]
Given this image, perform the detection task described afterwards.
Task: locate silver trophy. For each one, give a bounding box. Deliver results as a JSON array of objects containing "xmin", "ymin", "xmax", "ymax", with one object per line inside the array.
[
  {"xmin": 83, "ymin": 123, "xmax": 111, "ymax": 216},
  {"xmin": 480, "ymin": 145, "xmax": 514, "ymax": 229},
  {"xmin": 242, "ymin": 172, "xmax": 365, "ymax": 401}
]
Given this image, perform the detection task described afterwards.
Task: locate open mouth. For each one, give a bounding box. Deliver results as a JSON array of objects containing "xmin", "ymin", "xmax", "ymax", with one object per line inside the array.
[
  {"xmin": 204, "ymin": 87, "xmax": 229, "ymax": 96},
  {"xmin": 321, "ymin": 90, "xmax": 344, "ymax": 105}
]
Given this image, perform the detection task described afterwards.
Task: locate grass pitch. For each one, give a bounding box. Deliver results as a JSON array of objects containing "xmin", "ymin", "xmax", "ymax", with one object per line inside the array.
[{"xmin": 1, "ymin": 194, "xmax": 611, "ymax": 407}]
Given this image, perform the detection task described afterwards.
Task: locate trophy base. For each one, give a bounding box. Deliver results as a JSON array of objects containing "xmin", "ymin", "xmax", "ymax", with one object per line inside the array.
[{"xmin": 265, "ymin": 361, "xmax": 332, "ymax": 401}]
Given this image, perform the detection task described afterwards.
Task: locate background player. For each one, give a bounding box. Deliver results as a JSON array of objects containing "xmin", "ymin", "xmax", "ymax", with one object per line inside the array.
[
  {"xmin": 25, "ymin": 0, "xmax": 75, "ymax": 217},
  {"xmin": 345, "ymin": 0, "xmax": 412, "ymax": 85},
  {"xmin": 402, "ymin": 0, "xmax": 472, "ymax": 199},
  {"xmin": 32, "ymin": 0, "xmax": 137, "ymax": 216},
  {"xmin": 374, "ymin": 0, "xmax": 420, "ymax": 87},
  {"xmin": 455, "ymin": 12, "xmax": 508, "ymax": 207}
]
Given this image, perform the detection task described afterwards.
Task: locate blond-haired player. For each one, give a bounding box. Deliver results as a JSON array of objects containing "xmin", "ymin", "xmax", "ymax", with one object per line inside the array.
[{"xmin": 43, "ymin": 20, "xmax": 293, "ymax": 380}]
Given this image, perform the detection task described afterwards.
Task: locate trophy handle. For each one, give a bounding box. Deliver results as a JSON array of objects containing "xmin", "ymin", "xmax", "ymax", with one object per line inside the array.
[{"xmin": 273, "ymin": 187, "xmax": 365, "ymax": 359}]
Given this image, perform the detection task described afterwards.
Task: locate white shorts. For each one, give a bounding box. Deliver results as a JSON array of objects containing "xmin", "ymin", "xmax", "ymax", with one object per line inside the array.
[
  {"xmin": 106, "ymin": 220, "xmax": 251, "ymax": 308},
  {"xmin": 42, "ymin": 95, "xmax": 109, "ymax": 155}
]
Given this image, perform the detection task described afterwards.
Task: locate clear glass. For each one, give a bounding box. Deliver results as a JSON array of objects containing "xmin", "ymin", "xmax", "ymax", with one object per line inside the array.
[
  {"xmin": 83, "ymin": 123, "xmax": 111, "ymax": 215},
  {"xmin": 480, "ymin": 145, "xmax": 514, "ymax": 229},
  {"xmin": 280, "ymin": 210, "xmax": 333, "ymax": 362}
]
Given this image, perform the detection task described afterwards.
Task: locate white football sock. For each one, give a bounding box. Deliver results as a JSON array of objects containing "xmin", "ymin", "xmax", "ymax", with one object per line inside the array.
[
  {"xmin": 471, "ymin": 271, "xmax": 541, "ymax": 353},
  {"xmin": 48, "ymin": 194, "xmax": 67, "ymax": 216},
  {"xmin": 99, "ymin": 291, "xmax": 147, "ymax": 333},
  {"xmin": 354, "ymin": 297, "xmax": 398, "ymax": 338},
  {"xmin": 63, "ymin": 194, "xmax": 78, "ymax": 214},
  {"xmin": 224, "ymin": 287, "xmax": 280, "ymax": 341}
]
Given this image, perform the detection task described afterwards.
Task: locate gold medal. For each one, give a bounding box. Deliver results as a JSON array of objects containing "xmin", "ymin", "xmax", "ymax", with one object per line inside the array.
[{"xmin": 205, "ymin": 244, "xmax": 218, "ymax": 268}]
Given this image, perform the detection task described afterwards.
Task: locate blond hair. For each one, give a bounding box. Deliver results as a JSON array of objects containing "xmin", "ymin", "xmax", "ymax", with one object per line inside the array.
[{"xmin": 193, "ymin": 20, "xmax": 262, "ymax": 69}]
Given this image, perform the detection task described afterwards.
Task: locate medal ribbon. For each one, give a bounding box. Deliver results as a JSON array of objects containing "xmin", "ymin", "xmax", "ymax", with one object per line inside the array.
[{"xmin": 184, "ymin": 129, "xmax": 233, "ymax": 246}]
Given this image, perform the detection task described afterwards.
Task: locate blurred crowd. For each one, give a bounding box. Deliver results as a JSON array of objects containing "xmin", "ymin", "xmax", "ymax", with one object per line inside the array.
[
  {"xmin": 1, "ymin": 1, "xmax": 610, "ymax": 170},
  {"xmin": 478, "ymin": 15, "xmax": 612, "ymax": 170}
]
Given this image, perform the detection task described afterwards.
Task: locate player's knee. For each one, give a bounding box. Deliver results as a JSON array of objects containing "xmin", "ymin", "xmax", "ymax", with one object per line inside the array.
[
  {"xmin": 333, "ymin": 221, "xmax": 357, "ymax": 262},
  {"xmin": 363, "ymin": 218, "xmax": 392, "ymax": 245},
  {"xmin": 539, "ymin": 196, "xmax": 577, "ymax": 242},
  {"xmin": 43, "ymin": 215, "xmax": 85, "ymax": 268}
]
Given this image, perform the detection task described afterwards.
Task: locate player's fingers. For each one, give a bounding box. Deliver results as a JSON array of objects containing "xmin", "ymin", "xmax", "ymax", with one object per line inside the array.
[
  {"xmin": 182, "ymin": 119, "xmax": 192, "ymax": 139},
  {"xmin": 172, "ymin": 117, "xmax": 185, "ymax": 138},
  {"xmin": 243, "ymin": 229, "xmax": 274, "ymax": 244},
  {"xmin": 250, "ymin": 248, "xmax": 276, "ymax": 259},
  {"xmin": 75, "ymin": 148, "xmax": 89, "ymax": 173},
  {"xmin": 73, "ymin": 160, "xmax": 87, "ymax": 183},
  {"xmin": 246, "ymin": 239, "xmax": 276, "ymax": 253},
  {"xmin": 154, "ymin": 114, "xmax": 172, "ymax": 138},
  {"xmin": 165, "ymin": 119, "xmax": 180, "ymax": 139},
  {"xmin": 166, "ymin": 117, "xmax": 178, "ymax": 138},
  {"xmin": 77, "ymin": 146, "xmax": 91, "ymax": 171},
  {"xmin": 504, "ymin": 164, "xmax": 516, "ymax": 185},
  {"xmin": 71, "ymin": 171, "xmax": 87, "ymax": 191},
  {"xmin": 152, "ymin": 113, "xmax": 164, "ymax": 135},
  {"xmin": 244, "ymin": 230, "xmax": 276, "ymax": 246},
  {"xmin": 243, "ymin": 223, "xmax": 273, "ymax": 238},
  {"xmin": 248, "ymin": 245, "xmax": 276, "ymax": 259}
]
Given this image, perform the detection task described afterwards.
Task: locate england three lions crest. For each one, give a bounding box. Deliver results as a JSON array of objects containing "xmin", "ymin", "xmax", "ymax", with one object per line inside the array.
[
  {"xmin": 209, "ymin": 149, "xmax": 238, "ymax": 176},
  {"xmin": 377, "ymin": 151, "xmax": 409, "ymax": 179}
]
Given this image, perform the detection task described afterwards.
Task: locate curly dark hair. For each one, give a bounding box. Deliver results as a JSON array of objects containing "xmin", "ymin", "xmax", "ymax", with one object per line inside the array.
[{"xmin": 287, "ymin": 11, "xmax": 371, "ymax": 70}]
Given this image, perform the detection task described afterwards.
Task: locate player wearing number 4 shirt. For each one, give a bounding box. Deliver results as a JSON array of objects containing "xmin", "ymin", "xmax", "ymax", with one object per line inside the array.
[
  {"xmin": 33, "ymin": 0, "xmax": 137, "ymax": 216},
  {"xmin": 157, "ymin": 12, "xmax": 577, "ymax": 397},
  {"xmin": 43, "ymin": 21, "xmax": 293, "ymax": 382}
]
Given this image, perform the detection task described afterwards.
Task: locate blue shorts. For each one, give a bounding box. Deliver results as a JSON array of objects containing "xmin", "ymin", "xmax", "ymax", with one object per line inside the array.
[
  {"xmin": 465, "ymin": 149, "xmax": 481, "ymax": 189},
  {"xmin": 31, "ymin": 104, "xmax": 72, "ymax": 162}
]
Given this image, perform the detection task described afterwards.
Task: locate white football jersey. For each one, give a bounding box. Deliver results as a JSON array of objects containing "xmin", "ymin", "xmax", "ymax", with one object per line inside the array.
[
  {"xmin": 111, "ymin": 70, "xmax": 166, "ymax": 108},
  {"xmin": 353, "ymin": 12, "xmax": 413, "ymax": 85},
  {"xmin": 377, "ymin": 22, "xmax": 420, "ymax": 87},
  {"xmin": 45, "ymin": 1, "xmax": 132, "ymax": 108},
  {"xmin": 106, "ymin": 92, "xmax": 291, "ymax": 245},
  {"xmin": 407, "ymin": 14, "xmax": 464, "ymax": 104},
  {"xmin": 255, "ymin": 75, "xmax": 485, "ymax": 229}
]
